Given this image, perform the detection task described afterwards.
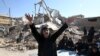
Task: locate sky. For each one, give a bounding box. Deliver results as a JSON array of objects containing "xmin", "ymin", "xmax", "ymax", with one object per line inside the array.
[{"xmin": 0, "ymin": 0, "xmax": 100, "ymax": 18}]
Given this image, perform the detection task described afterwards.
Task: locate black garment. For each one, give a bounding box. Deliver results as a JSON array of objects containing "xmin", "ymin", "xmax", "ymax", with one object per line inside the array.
[
  {"xmin": 57, "ymin": 36, "xmax": 68, "ymax": 50},
  {"xmin": 89, "ymin": 51, "xmax": 100, "ymax": 56},
  {"xmin": 67, "ymin": 38, "xmax": 74, "ymax": 51},
  {"xmin": 88, "ymin": 48, "xmax": 100, "ymax": 56},
  {"xmin": 83, "ymin": 27, "xmax": 87, "ymax": 36},
  {"xmin": 30, "ymin": 23, "xmax": 68, "ymax": 56},
  {"xmin": 16, "ymin": 33, "xmax": 23, "ymax": 43},
  {"xmin": 82, "ymin": 42, "xmax": 89, "ymax": 50},
  {"xmin": 87, "ymin": 27, "xmax": 95, "ymax": 42},
  {"xmin": 75, "ymin": 41, "xmax": 83, "ymax": 52},
  {"xmin": 67, "ymin": 38, "xmax": 74, "ymax": 48},
  {"xmin": 88, "ymin": 42, "xmax": 97, "ymax": 49}
]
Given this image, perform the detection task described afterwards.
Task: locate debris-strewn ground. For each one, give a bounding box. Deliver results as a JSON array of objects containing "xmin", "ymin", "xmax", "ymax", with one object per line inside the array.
[
  {"xmin": 0, "ymin": 48, "xmax": 78, "ymax": 56},
  {"xmin": 0, "ymin": 37, "xmax": 37, "ymax": 56},
  {"xmin": 0, "ymin": 48, "xmax": 38, "ymax": 56}
]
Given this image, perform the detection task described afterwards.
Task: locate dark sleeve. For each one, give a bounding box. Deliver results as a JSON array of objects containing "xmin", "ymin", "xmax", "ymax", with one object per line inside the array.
[
  {"xmin": 50, "ymin": 23, "xmax": 68, "ymax": 42},
  {"xmin": 30, "ymin": 23, "xmax": 41, "ymax": 42}
]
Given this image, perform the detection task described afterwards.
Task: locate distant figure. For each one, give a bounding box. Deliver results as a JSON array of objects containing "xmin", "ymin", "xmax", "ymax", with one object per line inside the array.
[
  {"xmin": 57, "ymin": 34, "xmax": 68, "ymax": 50},
  {"xmin": 83, "ymin": 27, "xmax": 87, "ymax": 36},
  {"xmin": 25, "ymin": 14, "xmax": 68, "ymax": 56},
  {"xmin": 16, "ymin": 32, "xmax": 23, "ymax": 43},
  {"xmin": 67, "ymin": 38, "xmax": 74, "ymax": 51},
  {"xmin": 22, "ymin": 25, "xmax": 29, "ymax": 31},
  {"xmin": 88, "ymin": 27, "xmax": 96, "ymax": 42},
  {"xmin": 75, "ymin": 39, "xmax": 83, "ymax": 54}
]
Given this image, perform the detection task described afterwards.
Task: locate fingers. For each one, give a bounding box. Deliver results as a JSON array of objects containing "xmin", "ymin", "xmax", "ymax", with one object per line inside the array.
[
  {"xmin": 28, "ymin": 13, "xmax": 30, "ymax": 17},
  {"xmin": 25, "ymin": 13, "xmax": 33, "ymax": 18},
  {"xmin": 25, "ymin": 13, "xmax": 33, "ymax": 23},
  {"xmin": 25, "ymin": 13, "xmax": 29, "ymax": 18},
  {"xmin": 25, "ymin": 14, "xmax": 27, "ymax": 17},
  {"xmin": 25, "ymin": 13, "xmax": 32, "ymax": 19}
]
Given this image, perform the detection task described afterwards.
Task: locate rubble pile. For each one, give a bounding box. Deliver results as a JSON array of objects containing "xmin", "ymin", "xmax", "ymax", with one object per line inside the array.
[
  {"xmin": 0, "ymin": 23, "xmax": 84, "ymax": 52},
  {"xmin": 0, "ymin": 37, "xmax": 38, "ymax": 51}
]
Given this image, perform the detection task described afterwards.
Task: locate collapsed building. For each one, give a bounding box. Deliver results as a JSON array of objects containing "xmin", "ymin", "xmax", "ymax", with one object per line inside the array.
[{"xmin": 66, "ymin": 15, "xmax": 100, "ymax": 30}]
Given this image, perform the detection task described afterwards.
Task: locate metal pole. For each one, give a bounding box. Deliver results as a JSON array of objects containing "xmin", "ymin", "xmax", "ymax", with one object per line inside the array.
[
  {"xmin": 34, "ymin": 4, "xmax": 36, "ymax": 17},
  {"xmin": 9, "ymin": 8, "xmax": 11, "ymax": 17},
  {"xmin": 42, "ymin": 0, "xmax": 53, "ymax": 22},
  {"xmin": 8, "ymin": 8, "xmax": 12, "ymax": 26}
]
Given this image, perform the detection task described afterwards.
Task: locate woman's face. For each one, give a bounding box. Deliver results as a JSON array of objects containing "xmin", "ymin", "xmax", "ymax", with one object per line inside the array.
[{"xmin": 42, "ymin": 29, "xmax": 50, "ymax": 38}]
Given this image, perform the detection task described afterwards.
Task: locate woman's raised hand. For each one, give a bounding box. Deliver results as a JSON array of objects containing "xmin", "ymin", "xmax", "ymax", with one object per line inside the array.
[{"xmin": 25, "ymin": 14, "xmax": 33, "ymax": 25}]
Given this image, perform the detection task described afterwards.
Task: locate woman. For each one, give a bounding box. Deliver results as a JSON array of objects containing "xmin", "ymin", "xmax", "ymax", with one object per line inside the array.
[
  {"xmin": 25, "ymin": 14, "xmax": 68, "ymax": 56},
  {"xmin": 88, "ymin": 27, "xmax": 96, "ymax": 42}
]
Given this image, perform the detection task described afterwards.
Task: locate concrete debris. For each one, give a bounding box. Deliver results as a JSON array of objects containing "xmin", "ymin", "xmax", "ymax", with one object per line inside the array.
[{"xmin": 0, "ymin": 34, "xmax": 38, "ymax": 51}]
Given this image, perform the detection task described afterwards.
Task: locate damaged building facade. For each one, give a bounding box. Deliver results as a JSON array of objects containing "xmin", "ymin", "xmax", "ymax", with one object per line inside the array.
[
  {"xmin": 66, "ymin": 15, "xmax": 100, "ymax": 30},
  {"xmin": 0, "ymin": 15, "xmax": 11, "ymax": 26},
  {"xmin": 0, "ymin": 15, "xmax": 12, "ymax": 37}
]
